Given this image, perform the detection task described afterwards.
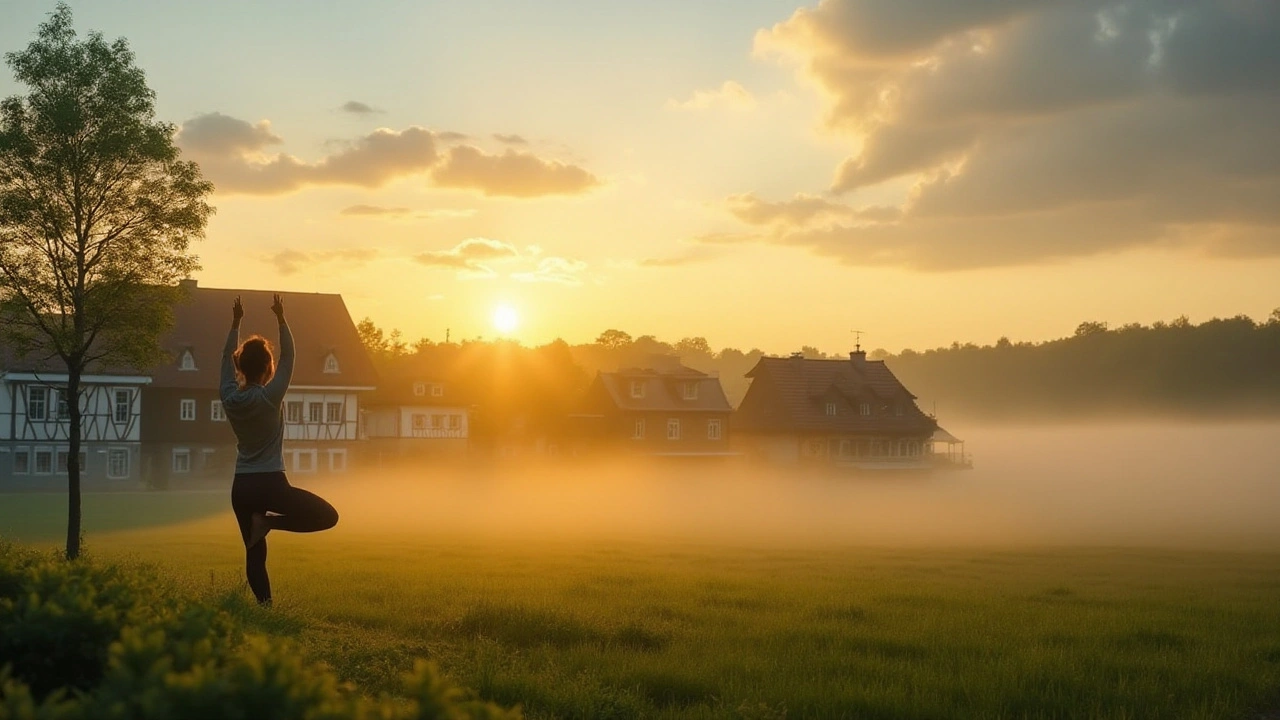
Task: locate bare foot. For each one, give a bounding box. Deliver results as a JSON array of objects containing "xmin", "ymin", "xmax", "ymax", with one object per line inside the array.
[{"xmin": 247, "ymin": 512, "xmax": 272, "ymax": 548}]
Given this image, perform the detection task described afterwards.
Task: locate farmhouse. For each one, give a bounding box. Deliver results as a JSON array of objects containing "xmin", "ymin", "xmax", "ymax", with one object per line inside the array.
[
  {"xmin": 139, "ymin": 280, "xmax": 377, "ymax": 485},
  {"xmin": 733, "ymin": 349, "xmax": 937, "ymax": 469},
  {"xmin": 362, "ymin": 358, "xmax": 472, "ymax": 461},
  {"xmin": 567, "ymin": 355, "xmax": 734, "ymax": 457}
]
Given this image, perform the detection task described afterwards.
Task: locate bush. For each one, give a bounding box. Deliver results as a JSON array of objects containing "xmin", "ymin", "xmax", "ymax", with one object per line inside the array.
[{"xmin": 0, "ymin": 542, "xmax": 520, "ymax": 720}]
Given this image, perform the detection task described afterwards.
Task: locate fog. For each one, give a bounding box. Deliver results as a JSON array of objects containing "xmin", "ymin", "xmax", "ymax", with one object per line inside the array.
[{"xmin": 315, "ymin": 422, "xmax": 1280, "ymax": 550}]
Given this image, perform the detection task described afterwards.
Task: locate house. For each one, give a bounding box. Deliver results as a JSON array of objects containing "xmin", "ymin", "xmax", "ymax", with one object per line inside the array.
[
  {"xmin": 139, "ymin": 280, "xmax": 378, "ymax": 484},
  {"xmin": 362, "ymin": 359, "xmax": 471, "ymax": 462},
  {"xmin": 0, "ymin": 352, "xmax": 149, "ymax": 489},
  {"xmin": 732, "ymin": 349, "xmax": 937, "ymax": 470},
  {"xmin": 567, "ymin": 355, "xmax": 734, "ymax": 457}
]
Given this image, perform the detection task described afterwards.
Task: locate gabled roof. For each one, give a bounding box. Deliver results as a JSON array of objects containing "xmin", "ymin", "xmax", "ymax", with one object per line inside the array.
[
  {"xmin": 149, "ymin": 282, "xmax": 378, "ymax": 390},
  {"xmin": 736, "ymin": 353, "xmax": 935, "ymax": 434},
  {"xmin": 365, "ymin": 356, "xmax": 463, "ymax": 407},
  {"xmin": 594, "ymin": 361, "xmax": 732, "ymax": 413}
]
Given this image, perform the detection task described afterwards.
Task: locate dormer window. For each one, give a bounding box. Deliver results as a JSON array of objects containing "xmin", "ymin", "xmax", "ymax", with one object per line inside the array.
[
  {"xmin": 860, "ymin": 403, "xmax": 872, "ymax": 416},
  {"xmin": 825, "ymin": 402, "xmax": 837, "ymax": 416},
  {"xmin": 179, "ymin": 350, "xmax": 196, "ymax": 371},
  {"xmin": 413, "ymin": 381, "xmax": 426, "ymax": 397},
  {"xmin": 430, "ymin": 383, "xmax": 443, "ymax": 397},
  {"xmin": 894, "ymin": 404, "xmax": 904, "ymax": 416},
  {"xmin": 681, "ymin": 382, "xmax": 699, "ymax": 400},
  {"xmin": 323, "ymin": 353, "xmax": 340, "ymax": 374},
  {"xmin": 630, "ymin": 380, "xmax": 645, "ymax": 399}
]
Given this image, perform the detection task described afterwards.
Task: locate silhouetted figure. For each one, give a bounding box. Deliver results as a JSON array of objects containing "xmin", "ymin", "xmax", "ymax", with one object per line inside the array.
[{"xmin": 223, "ymin": 294, "xmax": 338, "ymax": 605}]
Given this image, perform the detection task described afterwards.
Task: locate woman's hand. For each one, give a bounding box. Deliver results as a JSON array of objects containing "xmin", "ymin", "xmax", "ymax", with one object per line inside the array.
[
  {"xmin": 232, "ymin": 296, "xmax": 244, "ymax": 326},
  {"xmin": 271, "ymin": 293, "xmax": 286, "ymax": 322}
]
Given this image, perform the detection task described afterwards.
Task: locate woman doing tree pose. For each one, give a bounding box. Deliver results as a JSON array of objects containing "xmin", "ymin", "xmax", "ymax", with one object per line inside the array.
[{"xmin": 222, "ymin": 293, "xmax": 338, "ymax": 605}]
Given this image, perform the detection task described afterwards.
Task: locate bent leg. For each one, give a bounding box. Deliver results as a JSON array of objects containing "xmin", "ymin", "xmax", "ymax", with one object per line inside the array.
[{"xmin": 267, "ymin": 486, "xmax": 339, "ymax": 533}]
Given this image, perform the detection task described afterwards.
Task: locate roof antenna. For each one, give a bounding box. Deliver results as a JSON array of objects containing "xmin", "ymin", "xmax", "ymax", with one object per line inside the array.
[
  {"xmin": 851, "ymin": 329, "xmax": 864, "ymax": 352},
  {"xmin": 445, "ymin": 327, "xmax": 451, "ymax": 343}
]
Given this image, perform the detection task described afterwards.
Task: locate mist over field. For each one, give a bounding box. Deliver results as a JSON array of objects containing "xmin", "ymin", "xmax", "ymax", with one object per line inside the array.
[{"xmin": 309, "ymin": 421, "xmax": 1280, "ymax": 551}]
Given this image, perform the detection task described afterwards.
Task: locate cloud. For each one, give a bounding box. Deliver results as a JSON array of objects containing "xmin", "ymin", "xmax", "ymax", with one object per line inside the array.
[
  {"xmin": 339, "ymin": 204, "xmax": 411, "ymax": 217},
  {"xmin": 269, "ymin": 248, "xmax": 378, "ymax": 276},
  {"xmin": 749, "ymin": 0, "xmax": 1280, "ymax": 268},
  {"xmin": 638, "ymin": 245, "xmax": 724, "ymax": 268},
  {"xmin": 413, "ymin": 238, "xmax": 520, "ymax": 277},
  {"xmin": 339, "ymin": 205, "xmax": 477, "ymax": 220},
  {"xmin": 176, "ymin": 112, "xmax": 282, "ymax": 156},
  {"xmin": 512, "ymin": 257, "xmax": 589, "ymax": 284},
  {"xmin": 668, "ymin": 81, "xmax": 757, "ymax": 111},
  {"xmin": 431, "ymin": 145, "xmax": 600, "ymax": 197},
  {"xmin": 493, "ymin": 133, "xmax": 529, "ymax": 145},
  {"xmin": 340, "ymin": 100, "xmax": 383, "ymax": 115},
  {"xmin": 726, "ymin": 193, "xmax": 855, "ymax": 227}
]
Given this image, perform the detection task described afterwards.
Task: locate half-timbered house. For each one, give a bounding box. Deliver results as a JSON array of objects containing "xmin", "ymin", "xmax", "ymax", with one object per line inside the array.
[
  {"xmin": 362, "ymin": 359, "xmax": 472, "ymax": 462},
  {"xmin": 733, "ymin": 349, "xmax": 937, "ymax": 470},
  {"xmin": 0, "ymin": 351, "xmax": 148, "ymax": 488},
  {"xmin": 140, "ymin": 281, "xmax": 378, "ymax": 484}
]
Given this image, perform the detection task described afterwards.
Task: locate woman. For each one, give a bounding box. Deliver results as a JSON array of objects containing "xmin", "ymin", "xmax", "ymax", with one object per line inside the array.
[{"xmin": 222, "ymin": 293, "xmax": 338, "ymax": 605}]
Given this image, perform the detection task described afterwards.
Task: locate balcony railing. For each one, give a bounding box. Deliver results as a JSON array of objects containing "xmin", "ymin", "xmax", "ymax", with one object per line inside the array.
[{"xmin": 409, "ymin": 428, "xmax": 467, "ymax": 439}]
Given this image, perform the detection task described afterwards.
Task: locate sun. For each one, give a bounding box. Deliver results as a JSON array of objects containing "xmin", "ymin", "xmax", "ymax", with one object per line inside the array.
[{"xmin": 492, "ymin": 304, "xmax": 519, "ymax": 334}]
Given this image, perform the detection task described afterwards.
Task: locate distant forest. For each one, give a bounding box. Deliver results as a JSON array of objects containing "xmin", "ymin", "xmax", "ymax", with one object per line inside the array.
[{"xmin": 358, "ymin": 310, "xmax": 1280, "ymax": 422}]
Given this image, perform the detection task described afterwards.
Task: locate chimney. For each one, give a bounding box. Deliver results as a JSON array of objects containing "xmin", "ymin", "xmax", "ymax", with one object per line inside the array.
[{"xmin": 849, "ymin": 350, "xmax": 866, "ymax": 362}]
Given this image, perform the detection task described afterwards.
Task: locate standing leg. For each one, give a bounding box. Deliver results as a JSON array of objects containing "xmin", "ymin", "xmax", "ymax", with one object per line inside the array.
[
  {"xmin": 265, "ymin": 483, "xmax": 339, "ymax": 533},
  {"xmin": 232, "ymin": 475, "xmax": 274, "ymax": 605}
]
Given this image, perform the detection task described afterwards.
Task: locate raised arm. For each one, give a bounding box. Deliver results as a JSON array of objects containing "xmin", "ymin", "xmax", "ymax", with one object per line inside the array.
[
  {"xmin": 219, "ymin": 296, "xmax": 244, "ymax": 402},
  {"xmin": 264, "ymin": 293, "xmax": 294, "ymax": 405}
]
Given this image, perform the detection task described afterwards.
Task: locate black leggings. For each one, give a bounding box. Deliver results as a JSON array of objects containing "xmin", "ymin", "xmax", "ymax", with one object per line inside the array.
[{"xmin": 231, "ymin": 471, "xmax": 338, "ymax": 604}]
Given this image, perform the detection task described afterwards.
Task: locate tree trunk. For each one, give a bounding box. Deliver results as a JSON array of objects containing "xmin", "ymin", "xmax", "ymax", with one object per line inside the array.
[{"xmin": 66, "ymin": 371, "xmax": 82, "ymax": 560}]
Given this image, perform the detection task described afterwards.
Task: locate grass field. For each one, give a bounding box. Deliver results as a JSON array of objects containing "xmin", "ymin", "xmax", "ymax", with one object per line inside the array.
[{"xmin": 3, "ymin": 468, "xmax": 1280, "ymax": 720}]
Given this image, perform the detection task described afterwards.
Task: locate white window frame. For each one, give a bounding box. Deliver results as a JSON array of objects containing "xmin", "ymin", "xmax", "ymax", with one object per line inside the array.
[
  {"xmin": 13, "ymin": 448, "xmax": 30, "ymax": 475},
  {"xmin": 629, "ymin": 380, "xmax": 645, "ymax": 399},
  {"xmin": 430, "ymin": 383, "xmax": 443, "ymax": 397},
  {"xmin": 293, "ymin": 449, "xmax": 317, "ymax": 474},
  {"xmin": 179, "ymin": 349, "xmax": 197, "ymax": 371},
  {"xmin": 113, "ymin": 388, "xmax": 131, "ymax": 424},
  {"xmin": 666, "ymin": 418, "xmax": 680, "ymax": 440},
  {"xmin": 211, "ymin": 400, "xmax": 226, "ymax": 422},
  {"xmin": 180, "ymin": 399, "xmax": 196, "ymax": 421},
  {"xmin": 707, "ymin": 418, "xmax": 722, "ymax": 440},
  {"xmin": 107, "ymin": 448, "xmax": 129, "ymax": 479},
  {"xmin": 632, "ymin": 418, "xmax": 645, "ymax": 439},
  {"xmin": 286, "ymin": 401, "xmax": 303, "ymax": 424},
  {"xmin": 448, "ymin": 414, "xmax": 462, "ymax": 430},
  {"xmin": 429, "ymin": 414, "xmax": 443, "ymax": 429},
  {"xmin": 825, "ymin": 402, "xmax": 837, "ymax": 416},
  {"xmin": 27, "ymin": 387, "xmax": 48, "ymax": 421},
  {"xmin": 54, "ymin": 448, "xmax": 83, "ymax": 474},
  {"xmin": 328, "ymin": 448, "xmax": 347, "ymax": 472},
  {"xmin": 55, "ymin": 389, "xmax": 70, "ymax": 420},
  {"xmin": 323, "ymin": 353, "xmax": 340, "ymax": 374},
  {"xmin": 308, "ymin": 403, "xmax": 323, "ymax": 423},
  {"xmin": 413, "ymin": 381, "xmax": 426, "ymax": 397},
  {"xmin": 860, "ymin": 403, "xmax": 871, "ymax": 416},
  {"xmin": 33, "ymin": 447, "xmax": 53, "ymax": 475},
  {"xmin": 326, "ymin": 401, "xmax": 344, "ymax": 424},
  {"xmin": 172, "ymin": 448, "xmax": 191, "ymax": 473},
  {"xmin": 682, "ymin": 382, "xmax": 699, "ymax": 400},
  {"xmin": 412, "ymin": 414, "xmax": 428, "ymax": 430},
  {"xmin": 895, "ymin": 404, "xmax": 904, "ymax": 416}
]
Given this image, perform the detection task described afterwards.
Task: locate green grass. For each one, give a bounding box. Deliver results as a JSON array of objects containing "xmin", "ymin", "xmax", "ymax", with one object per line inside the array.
[{"xmin": 4, "ymin": 491, "xmax": 1280, "ymax": 719}]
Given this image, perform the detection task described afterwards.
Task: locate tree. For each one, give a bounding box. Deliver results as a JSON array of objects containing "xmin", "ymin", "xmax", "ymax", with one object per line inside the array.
[
  {"xmin": 0, "ymin": 5, "xmax": 213, "ymax": 559},
  {"xmin": 674, "ymin": 336, "xmax": 712, "ymax": 357},
  {"xmin": 594, "ymin": 328, "xmax": 632, "ymax": 350}
]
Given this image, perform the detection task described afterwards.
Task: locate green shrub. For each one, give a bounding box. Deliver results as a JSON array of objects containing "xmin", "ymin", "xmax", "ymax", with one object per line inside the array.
[{"xmin": 0, "ymin": 543, "xmax": 519, "ymax": 720}]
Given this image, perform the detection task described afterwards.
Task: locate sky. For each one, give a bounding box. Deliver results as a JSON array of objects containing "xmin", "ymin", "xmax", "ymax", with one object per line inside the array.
[{"xmin": 2, "ymin": 0, "xmax": 1278, "ymax": 355}]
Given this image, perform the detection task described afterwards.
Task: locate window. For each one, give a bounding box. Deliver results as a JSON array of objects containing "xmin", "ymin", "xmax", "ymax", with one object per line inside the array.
[
  {"xmin": 179, "ymin": 350, "xmax": 197, "ymax": 371},
  {"xmin": 431, "ymin": 383, "xmax": 444, "ymax": 397},
  {"xmin": 682, "ymin": 382, "xmax": 699, "ymax": 400},
  {"xmin": 707, "ymin": 419, "xmax": 722, "ymax": 440},
  {"xmin": 412, "ymin": 414, "xmax": 428, "ymax": 430},
  {"xmin": 894, "ymin": 404, "xmax": 904, "ymax": 416},
  {"xmin": 413, "ymin": 382, "xmax": 426, "ymax": 397},
  {"xmin": 286, "ymin": 401, "xmax": 303, "ymax": 424},
  {"xmin": 180, "ymin": 399, "xmax": 196, "ymax": 421},
  {"xmin": 448, "ymin": 414, "xmax": 462, "ymax": 430},
  {"xmin": 826, "ymin": 402, "xmax": 837, "ymax": 416},
  {"xmin": 629, "ymin": 380, "xmax": 645, "ymax": 399},
  {"xmin": 13, "ymin": 449, "xmax": 29, "ymax": 475},
  {"xmin": 56, "ymin": 450, "xmax": 68, "ymax": 473},
  {"xmin": 326, "ymin": 402, "xmax": 343, "ymax": 423},
  {"xmin": 295, "ymin": 450, "xmax": 315, "ymax": 473},
  {"xmin": 429, "ymin": 414, "xmax": 443, "ymax": 429},
  {"xmin": 172, "ymin": 449, "xmax": 191, "ymax": 473},
  {"xmin": 34, "ymin": 449, "xmax": 53, "ymax": 474},
  {"xmin": 113, "ymin": 389, "xmax": 131, "ymax": 423},
  {"xmin": 667, "ymin": 418, "xmax": 681, "ymax": 440},
  {"xmin": 309, "ymin": 403, "xmax": 323, "ymax": 423},
  {"xmin": 107, "ymin": 449, "xmax": 129, "ymax": 479},
  {"xmin": 323, "ymin": 353, "xmax": 340, "ymax": 374},
  {"xmin": 211, "ymin": 400, "xmax": 226, "ymax": 422},
  {"xmin": 55, "ymin": 390, "xmax": 70, "ymax": 420},
  {"xmin": 328, "ymin": 449, "xmax": 347, "ymax": 472},
  {"xmin": 55, "ymin": 450, "xmax": 86, "ymax": 474},
  {"xmin": 28, "ymin": 387, "xmax": 48, "ymax": 421},
  {"xmin": 632, "ymin": 418, "xmax": 645, "ymax": 439},
  {"xmin": 860, "ymin": 403, "xmax": 871, "ymax": 416}
]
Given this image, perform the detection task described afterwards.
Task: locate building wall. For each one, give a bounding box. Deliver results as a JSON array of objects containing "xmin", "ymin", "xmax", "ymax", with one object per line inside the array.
[
  {"xmin": 0, "ymin": 441, "xmax": 143, "ymax": 488},
  {"xmin": 610, "ymin": 411, "xmax": 732, "ymax": 454},
  {"xmin": 4, "ymin": 380, "xmax": 144, "ymax": 443}
]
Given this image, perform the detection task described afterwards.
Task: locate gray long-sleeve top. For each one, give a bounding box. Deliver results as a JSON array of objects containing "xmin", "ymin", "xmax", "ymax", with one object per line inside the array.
[{"xmin": 220, "ymin": 321, "xmax": 295, "ymax": 474}]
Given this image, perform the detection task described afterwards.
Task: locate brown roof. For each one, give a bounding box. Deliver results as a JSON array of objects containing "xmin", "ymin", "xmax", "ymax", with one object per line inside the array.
[
  {"xmin": 150, "ymin": 283, "xmax": 378, "ymax": 390},
  {"xmin": 365, "ymin": 356, "xmax": 464, "ymax": 407},
  {"xmin": 594, "ymin": 362, "xmax": 732, "ymax": 413},
  {"xmin": 735, "ymin": 353, "xmax": 936, "ymax": 434}
]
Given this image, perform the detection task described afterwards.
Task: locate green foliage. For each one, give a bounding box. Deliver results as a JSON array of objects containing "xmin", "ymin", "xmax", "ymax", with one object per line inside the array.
[{"xmin": 0, "ymin": 542, "xmax": 520, "ymax": 720}]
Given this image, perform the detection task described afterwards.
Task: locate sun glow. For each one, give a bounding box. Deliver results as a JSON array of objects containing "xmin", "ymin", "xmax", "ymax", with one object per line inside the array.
[{"xmin": 492, "ymin": 304, "xmax": 519, "ymax": 334}]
